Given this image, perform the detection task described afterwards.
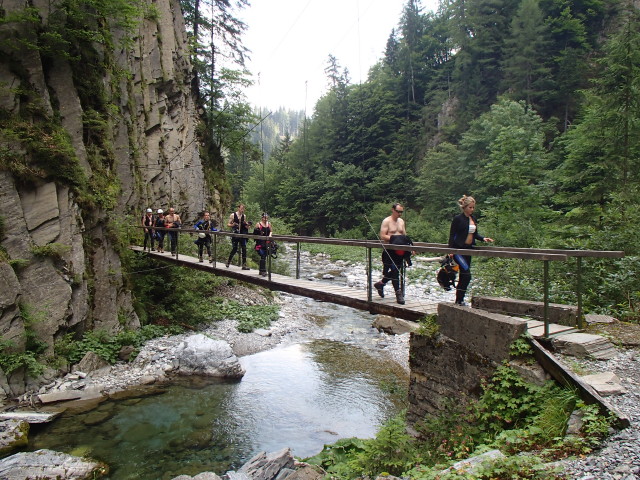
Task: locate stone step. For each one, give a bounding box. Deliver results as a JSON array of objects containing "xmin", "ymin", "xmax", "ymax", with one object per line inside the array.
[
  {"xmin": 0, "ymin": 411, "xmax": 61, "ymax": 424},
  {"xmin": 580, "ymin": 371, "xmax": 627, "ymax": 396},
  {"xmin": 550, "ymin": 332, "xmax": 618, "ymax": 360}
]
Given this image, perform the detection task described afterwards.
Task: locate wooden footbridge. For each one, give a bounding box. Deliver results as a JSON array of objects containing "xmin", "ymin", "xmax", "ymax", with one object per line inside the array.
[{"xmin": 130, "ymin": 227, "xmax": 625, "ymax": 337}]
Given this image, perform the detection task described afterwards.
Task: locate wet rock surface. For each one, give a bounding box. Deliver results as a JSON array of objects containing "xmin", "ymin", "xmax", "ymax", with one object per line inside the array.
[{"xmin": 0, "ymin": 449, "xmax": 107, "ymax": 479}]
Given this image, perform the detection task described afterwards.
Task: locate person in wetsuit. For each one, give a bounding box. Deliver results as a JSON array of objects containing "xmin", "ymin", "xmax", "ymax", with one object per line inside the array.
[
  {"xmin": 226, "ymin": 203, "xmax": 251, "ymax": 269},
  {"xmin": 448, "ymin": 195, "xmax": 494, "ymax": 306},
  {"xmin": 194, "ymin": 211, "xmax": 217, "ymax": 262},
  {"xmin": 253, "ymin": 213, "xmax": 272, "ymax": 277}
]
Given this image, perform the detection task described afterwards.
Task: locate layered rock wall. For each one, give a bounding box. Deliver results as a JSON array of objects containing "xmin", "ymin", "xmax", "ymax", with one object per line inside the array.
[{"xmin": 0, "ymin": 0, "xmax": 217, "ymax": 396}]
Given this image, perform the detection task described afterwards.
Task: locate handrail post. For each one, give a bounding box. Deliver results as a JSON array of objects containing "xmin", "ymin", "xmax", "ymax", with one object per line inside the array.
[
  {"xmin": 544, "ymin": 260, "xmax": 549, "ymax": 338},
  {"xmin": 367, "ymin": 247, "xmax": 372, "ymax": 302},
  {"xmin": 175, "ymin": 229, "xmax": 179, "ymax": 260},
  {"xmin": 576, "ymin": 257, "xmax": 584, "ymax": 329},
  {"xmin": 296, "ymin": 242, "xmax": 301, "ymax": 279},
  {"xmin": 267, "ymin": 246, "xmax": 272, "ymax": 281},
  {"xmin": 213, "ymin": 232, "xmax": 217, "ymax": 267}
]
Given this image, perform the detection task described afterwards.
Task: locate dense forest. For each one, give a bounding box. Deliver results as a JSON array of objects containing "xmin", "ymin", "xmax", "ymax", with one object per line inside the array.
[{"xmin": 227, "ymin": 0, "xmax": 639, "ymax": 321}]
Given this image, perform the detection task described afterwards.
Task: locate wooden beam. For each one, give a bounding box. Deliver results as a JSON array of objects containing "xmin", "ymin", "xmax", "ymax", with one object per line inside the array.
[{"xmin": 530, "ymin": 338, "xmax": 630, "ymax": 429}]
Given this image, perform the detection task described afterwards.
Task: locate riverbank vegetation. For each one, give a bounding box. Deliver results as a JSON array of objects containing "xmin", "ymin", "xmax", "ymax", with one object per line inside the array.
[{"xmin": 304, "ymin": 337, "xmax": 613, "ymax": 479}]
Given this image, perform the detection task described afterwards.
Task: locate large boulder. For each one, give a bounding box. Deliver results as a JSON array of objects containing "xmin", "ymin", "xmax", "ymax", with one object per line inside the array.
[
  {"xmin": 229, "ymin": 448, "xmax": 295, "ymax": 480},
  {"xmin": 0, "ymin": 449, "xmax": 107, "ymax": 479},
  {"xmin": 372, "ymin": 315, "xmax": 418, "ymax": 335},
  {"xmin": 174, "ymin": 334, "xmax": 245, "ymax": 378},
  {"xmin": 0, "ymin": 419, "xmax": 29, "ymax": 455}
]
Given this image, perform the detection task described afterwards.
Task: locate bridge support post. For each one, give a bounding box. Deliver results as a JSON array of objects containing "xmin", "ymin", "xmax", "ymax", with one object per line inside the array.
[
  {"xmin": 544, "ymin": 260, "xmax": 549, "ymax": 338},
  {"xmin": 296, "ymin": 242, "xmax": 301, "ymax": 279},
  {"xmin": 213, "ymin": 233, "xmax": 217, "ymax": 267},
  {"xmin": 576, "ymin": 257, "xmax": 584, "ymax": 329},
  {"xmin": 367, "ymin": 247, "xmax": 372, "ymax": 302}
]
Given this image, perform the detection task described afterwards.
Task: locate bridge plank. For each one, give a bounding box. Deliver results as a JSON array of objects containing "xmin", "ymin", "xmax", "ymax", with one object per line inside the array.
[
  {"xmin": 130, "ymin": 247, "xmax": 436, "ymax": 320},
  {"xmin": 130, "ymin": 247, "xmax": 595, "ymax": 336}
]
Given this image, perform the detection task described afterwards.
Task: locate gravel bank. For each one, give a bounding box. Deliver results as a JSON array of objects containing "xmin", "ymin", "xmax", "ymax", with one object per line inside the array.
[{"xmin": 560, "ymin": 347, "xmax": 640, "ymax": 479}]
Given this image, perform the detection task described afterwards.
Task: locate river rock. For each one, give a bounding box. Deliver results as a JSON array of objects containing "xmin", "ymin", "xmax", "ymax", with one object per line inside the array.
[
  {"xmin": 0, "ymin": 449, "xmax": 107, "ymax": 479},
  {"xmin": 75, "ymin": 351, "xmax": 110, "ymax": 373},
  {"xmin": 174, "ymin": 334, "xmax": 245, "ymax": 378},
  {"xmin": 227, "ymin": 448, "xmax": 295, "ymax": 480},
  {"xmin": 440, "ymin": 449, "xmax": 505, "ymax": 476},
  {"xmin": 372, "ymin": 315, "xmax": 418, "ymax": 335},
  {"xmin": 0, "ymin": 419, "xmax": 29, "ymax": 455},
  {"xmin": 173, "ymin": 473, "xmax": 221, "ymax": 480},
  {"xmin": 282, "ymin": 465, "xmax": 324, "ymax": 480}
]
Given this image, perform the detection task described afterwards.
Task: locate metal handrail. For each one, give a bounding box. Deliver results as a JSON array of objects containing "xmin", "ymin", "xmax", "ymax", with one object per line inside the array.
[{"xmin": 132, "ymin": 226, "xmax": 625, "ymax": 336}]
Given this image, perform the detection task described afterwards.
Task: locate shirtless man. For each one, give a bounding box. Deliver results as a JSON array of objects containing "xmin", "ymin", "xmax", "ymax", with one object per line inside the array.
[
  {"xmin": 374, "ymin": 203, "xmax": 407, "ymax": 304},
  {"xmin": 164, "ymin": 207, "xmax": 182, "ymax": 255}
]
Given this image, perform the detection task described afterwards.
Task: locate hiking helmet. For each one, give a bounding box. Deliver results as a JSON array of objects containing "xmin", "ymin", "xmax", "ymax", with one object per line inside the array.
[
  {"xmin": 157, "ymin": 209, "xmax": 163, "ymax": 214},
  {"xmin": 146, "ymin": 208, "xmax": 152, "ymax": 213}
]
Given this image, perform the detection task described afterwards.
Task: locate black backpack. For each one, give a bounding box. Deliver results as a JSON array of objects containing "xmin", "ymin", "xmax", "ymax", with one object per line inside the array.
[
  {"xmin": 389, "ymin": 234, "xmax": 413, "ymax": 266},
  {"xmin": 437, "ymin": 255, "xmax": 458, "ymax": 291}
]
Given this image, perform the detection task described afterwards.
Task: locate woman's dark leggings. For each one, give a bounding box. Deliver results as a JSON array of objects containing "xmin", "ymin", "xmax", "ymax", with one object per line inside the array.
[{"xmin": 453, "ymin": 254, "xmax": 472, "ymax": 304}]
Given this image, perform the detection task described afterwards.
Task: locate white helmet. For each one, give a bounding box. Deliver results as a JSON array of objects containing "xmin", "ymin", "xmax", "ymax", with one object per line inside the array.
[
  {"xmin": 157, "ymin": 209, "xmax": 163, "ymax": 214},
  {"xmin": 146, "ymin": 208, "xmax": 152, "ymax": 213},
  {"xmin": 198, "ymin": 232, "xmax": 206, "ymax": 239}
]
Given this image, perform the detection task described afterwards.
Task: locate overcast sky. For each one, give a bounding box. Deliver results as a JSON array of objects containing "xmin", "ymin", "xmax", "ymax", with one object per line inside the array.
[{"xmin": 237, "ymin": 0, "xmax": 438, "ymax": 113}]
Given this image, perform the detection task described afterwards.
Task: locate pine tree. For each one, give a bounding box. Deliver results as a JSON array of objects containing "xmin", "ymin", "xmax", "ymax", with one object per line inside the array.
[{"xmin": 501, "ymin": 0, "xmax": 551, "ymax": 109}]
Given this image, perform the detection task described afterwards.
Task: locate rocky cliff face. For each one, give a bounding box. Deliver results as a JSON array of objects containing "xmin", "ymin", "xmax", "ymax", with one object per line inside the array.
[{"xmin": 0, "ymin": 0, "xmax": 218, "ymax": 397}]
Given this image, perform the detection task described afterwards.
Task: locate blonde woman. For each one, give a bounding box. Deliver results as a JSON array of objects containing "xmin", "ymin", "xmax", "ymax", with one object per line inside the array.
[{"xmin": 448, "ymin": 195, "xmax": 494, "ymax": 306}]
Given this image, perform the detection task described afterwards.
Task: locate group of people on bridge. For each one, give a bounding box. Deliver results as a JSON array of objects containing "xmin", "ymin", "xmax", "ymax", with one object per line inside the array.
[
  {"xmin": 141, "ymin": 195, "xmax": 494, "ymax": 305},
  {"xmin": 141, "ymin": 203, "xmax": 274, "ymax": 277},
  {"xmin": 371, "ymin": 196, "xmax": 493, "ymax": 306}
]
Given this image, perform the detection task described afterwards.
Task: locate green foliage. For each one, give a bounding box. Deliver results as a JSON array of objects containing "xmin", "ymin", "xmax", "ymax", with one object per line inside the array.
[
  {"xmin": 210, "ymin": 301, "xmax": 279, "ymax": 333},
  {"xmin": 0, "ymin": 112, "xmax": 88, "ymax": 190},
  {"xmin": 348, "ymin": 412, "xmax": 418, "ymax": 477},
  {"xmin": 31, "ymin": 242, "xmax": 71, "ymax": 260},
  {"xmin": 414, "ymin": 398, "xmax": 480, "ymax": 464},
  {"xmin": 415, "ymin": 314, "xmax": 439, "ymax": 338},
  {"xmin": 0, "ymin": 340, "xmax": 45, "ymax": 377},
  {"xmin": 54, "ymin": 325, "xmax": 181, "ymax": 365},
  {"xmin": 300, "ymin": 242, "xmax": 367, "ymax": 264},
  {"xmin": 509, "ymin": 335, "xmax": 534, "ymax": 359},
  {"xmin": 476, "ymin": 364, "xmax": 545, "ymax": 436},
  {"xmin": 577, "ymin": 402, "xmax": 613, "ymax": 447},
  {"xmin": 304, "ymin": 437, "xmax": 368, "ymax": 479},
  {"xmin": 127, "ymin": 250, "xmax": 278, "ymax": 331},
  {"xmin": 306, "ymin": 363, "xmax": 608, "ymax": 479},
  {"xmin": 0, "ymin": 305, "xmax": 50, "ymax": 377},
  {"xmin": 473, "ymin": 454, "xmax": 563, "ymax": 479},
  {"xmin": 8, "ymin": 258, "xmax": 30, "ymax": 271},
  {"xmin": 19, "ymin": 303, "xmax": 48, "ymax": 355},
  {"xmin": 407, "ymin": 453, "xmax": 564, "ymax": 479}
]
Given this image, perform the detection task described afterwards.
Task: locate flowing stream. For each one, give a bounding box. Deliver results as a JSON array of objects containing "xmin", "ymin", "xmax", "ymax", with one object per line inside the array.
[{"xmin": 27, "ymin": 293, "xmax": 410, "ymax": 479}]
